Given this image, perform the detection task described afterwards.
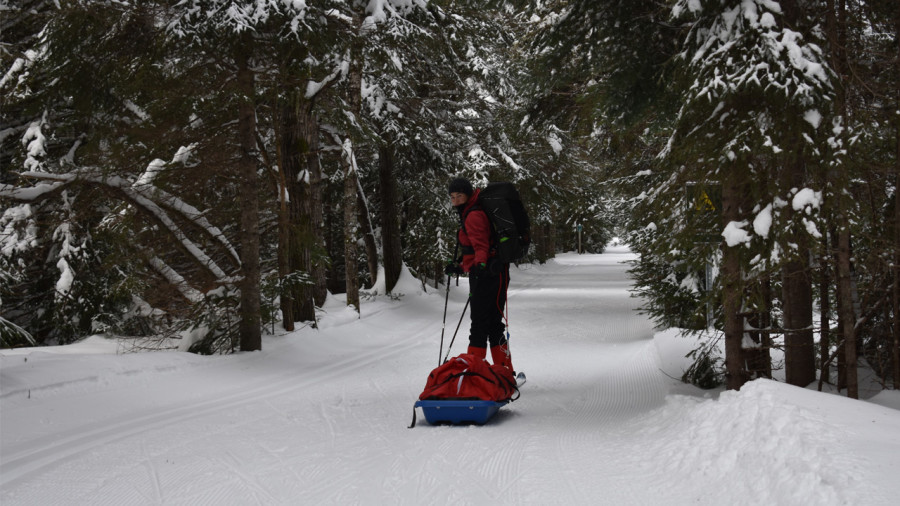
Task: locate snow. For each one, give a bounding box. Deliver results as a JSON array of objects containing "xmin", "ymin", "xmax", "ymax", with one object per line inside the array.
[
  {"xmin": 759, "ymin": 11, "xmax": 777, "ymax": 28},
  {"xmin": 804, "ymin": 109, "xmax": 823, "ymax": 129},
  {"xmin": 171, "ymin": 144, "xmax": 196, "ymax": 166},
  {"xmin": 124, "ymin": 100, "xmax": 150, "ymax": 121},
  {"xmin": 148, "ymin": 257, "xmax": 203, "ymax": 303},
  {"xmin": 722, "ymin": 220, "xmax": 751, "ymax": 246},
  {"xmin": 52, "ymin": 219, "xmax": 79, "ymax": 299},
  {"xmin": 0, "ymin": 204, "xmax": 38, "ymax": 256},
  {"xmin": 547, "ymin": 132, "xmax": 563, "ymax": 155},
  {"xmin": 134, "ymin": 159, "xmax": 167, "ymax": 187},
  {"xmin": 672, "ymin": 0, "xmax": 703, "ymax": 17},
  {"xmin": 792, "ymin": 187, "xmax": 822, "ymax": 213},
  {"xmin": 2, "ymin": 249, "xmax": 899, "ymax": 505},
  {"xmin": 287, "ymin": 0, "xmax": 307, "ymax": 11},
  {"xmin": 341, "ymin": 138, "xmax": 358, "ymax": 175},
  {"xmin": 780, "ymin": 30, "xmax": 829, "ymax": 84},
  {"xmin": 0, "ymin": 181, "xmax": 65, "ymax": 202},
  {"xmin": 54, "ymin": 257, "xmax": 74, "ymax": 299},
  {"xmin": 0, "ymin": 57, "xmax": 26, "ymax": 89},
  {"xmin": 497, "ymin": 148, "xmax": 522, "ymax": 176},
  {"xmin": 753, "ymin": 203, "xmax": 773, "ymax": 238},
  {"xmin": 21, "ymin": 118, "xmax": 46, "ymax": 171},
  {"xmin": 803, "ymin": 217, "xmax": 823, "ymax": 238}
]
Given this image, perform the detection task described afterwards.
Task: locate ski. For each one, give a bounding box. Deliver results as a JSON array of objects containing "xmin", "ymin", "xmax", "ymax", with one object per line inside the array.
[{"xmin": 515, "ymin": 371, "xmax": 526, "ymax": 388}]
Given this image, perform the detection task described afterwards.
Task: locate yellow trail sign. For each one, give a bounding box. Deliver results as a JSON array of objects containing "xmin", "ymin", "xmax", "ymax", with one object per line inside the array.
[{"xmin": 695, "ymin": 190, "xmax": 717, "ymax": 212}]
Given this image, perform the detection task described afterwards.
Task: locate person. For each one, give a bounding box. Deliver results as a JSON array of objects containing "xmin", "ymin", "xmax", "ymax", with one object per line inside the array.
[{"xmin": 445, "ymin": 177, "xmax": 514, "ymax": 373}]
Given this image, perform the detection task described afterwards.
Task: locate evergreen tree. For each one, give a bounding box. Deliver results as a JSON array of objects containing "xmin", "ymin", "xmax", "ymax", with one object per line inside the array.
[
  {"xmin": 1, "ymin": 1, "xmax": 194, "ymax": 346},
  {"xmin": 652, "ymin": 0, "xmax": 838, "ymax": 389},
  {"xmin": 818, "ymin": 0, "xmax": 900, "ymax": 393},
  {"xmin": 1, "ymin": 0, "xmax": 310, "ymax": 351},
  {"xmin": 519, "ymin": 0, "xmax": 679, "ymax": 259}
]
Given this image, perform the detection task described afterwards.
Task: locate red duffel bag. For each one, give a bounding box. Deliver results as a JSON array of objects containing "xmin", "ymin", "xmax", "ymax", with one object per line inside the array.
[{"xmin": 418, "ymin": 353, "xmax": 518, "ymax": 402}]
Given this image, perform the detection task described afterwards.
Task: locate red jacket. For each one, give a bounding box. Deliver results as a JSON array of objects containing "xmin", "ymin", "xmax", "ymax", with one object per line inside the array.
[{"xmin": 457, "ymin": 189, "xmax": 494, "ymax": 272}]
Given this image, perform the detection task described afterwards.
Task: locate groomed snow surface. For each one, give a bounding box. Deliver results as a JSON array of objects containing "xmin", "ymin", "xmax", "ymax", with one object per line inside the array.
[{"xmin": 2, "ymin": 247, "xmax": 899, "ymax": 505}]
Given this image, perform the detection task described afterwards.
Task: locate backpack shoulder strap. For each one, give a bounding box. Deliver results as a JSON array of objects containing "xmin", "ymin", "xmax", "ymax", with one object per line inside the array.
[
  {"xmin": 460, "ymin": 203, "xmax": 483, "ymax": 232},
  {"xmin": 460, "ymin": 205, "xmax": 498, "ymax": 251}
]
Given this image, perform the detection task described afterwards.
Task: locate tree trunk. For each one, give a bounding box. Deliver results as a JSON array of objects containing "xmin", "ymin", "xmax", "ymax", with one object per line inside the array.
[
  {"xmin": 836, "ymin": 314, "xmax": 847, "ymax": 388},
  {"xmin": 298, "ymin": 107, "xmax": 328, "ymax": 315},
  {"xmin": 277, "ymin": 156, "xmax": 294, "ymax": 331},
  {"xmin": 341, "ymin": 42, "xmax": 362, "ymax": 309},
  {"xmin": 761, "ymin": 277, "xmax": 773, "ymax": 378},
  {"xmin": 341, "ymin": 11, "xmax": 378, "ymax": 291},
  {"xmin": 310, "ymin": 117, "xmax": 328, "ymax": 308},
  {"xmin": 531, "ymin": 223, "xmax": 546, "ymax": 263},
  {"xmin": 357, "ymin": 182, "xmax": 379, "ymax": 288},
  {"xmin": 546, "ymin": 221, "xmax": 557, "ymax": 259},
  {"xmin": 379, "ymin": 142, "xmax": 402, "ymax": 294},
  {"xmin": 746, "ymin": 173, "xmax": 772, "ymax": 379},
  {"xmin": 782, "ymin": 254, "xmax": 815, "ymax": 386},
  {"xmin": 781, "ymin": 167, "xmax": 816, "ymax": 386},
  {"xmin": 533, "ymin": 220, "xmax": 556, "ymax": 263},
  {"xmin": 722, "ymin": 250, "xmax": 744, "ymax": 390},
  {"xmin": 278, "ymin": 93, "xmax": 328, "ymax": 324},
  {"xmin": 892, "ymin": 0, "xmax": 900, "ymax": 390},
  {"xmin": 746, "ymin": 276, "xmax": 772, "ymax": 380},
  {"xmin": 819, "ymin": 231, "xmax": 831, "ymax": 386},
  {"xmin": 271, "ymin": 95, "xmax": 294, "ymax": 331},
  {"xmin": 835, "ymin": 228, "xmax": 858, "ymax": 398},
  {"xmin": 235, "ymin": 45, "xmax": 261, "ymax": 352},
  {"xmin": 721, "ymin": 174, "xmax": 749, "ymax": 390},
  {"xmin": 894, "ymin": 134, "xmax": 900, "ymax": 391},
  {"xmin": 278, "ymin": 99, "xmax": 326, "ymax": 324},
  {"xmin": 324, "ymin": 199, "xmax": 342, "ymax": 294},
  {"xmin": 834, "ymin": 227, "xmax": 848, "ymax": 389},
  {"xmin": 342, "ymin": 139, "xmax": 360, "ymax": 312},
  {"xmin": 826, "ymin": 0, "xmax": 858, "ymax": 397},
  {"xmin": 279, "ymin": 96, "xmax": 313, "ymax": 323}
]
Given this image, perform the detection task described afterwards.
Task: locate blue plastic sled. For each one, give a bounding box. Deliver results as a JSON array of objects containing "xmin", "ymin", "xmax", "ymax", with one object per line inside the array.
[{"xmin": 410, "ymin": 399, "xmax": 509, "ymax": 427}]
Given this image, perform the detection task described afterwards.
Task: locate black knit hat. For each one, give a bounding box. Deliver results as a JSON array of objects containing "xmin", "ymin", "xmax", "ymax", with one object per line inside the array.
[{"xmin": 448, "ymin": 177, "xmax": 473, "ymax": 196}]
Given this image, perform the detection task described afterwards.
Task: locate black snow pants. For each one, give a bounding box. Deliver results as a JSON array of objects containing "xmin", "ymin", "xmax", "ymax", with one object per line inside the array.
[{"xmin": 468, "ymin": 266, "xmax": 509, "ymax": 349}]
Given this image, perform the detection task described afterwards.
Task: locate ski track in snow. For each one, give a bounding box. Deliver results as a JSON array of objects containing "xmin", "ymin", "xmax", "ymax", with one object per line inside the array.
[
  {"xmin": 1, "ymin": 251, "xmax": 690, "ymax": 505},
  {"xmin": 500, "ymin": 254, "xmax": 665, "ymax": 504},
  {"xmin": 1, "ymin": 333, "xmax": 415, "ymax": 482}
]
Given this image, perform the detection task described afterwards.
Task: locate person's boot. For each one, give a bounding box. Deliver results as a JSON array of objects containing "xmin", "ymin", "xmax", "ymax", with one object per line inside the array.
[
  {"xmin": 490, "ymin": 343, "xmax": 514, "ymax": 372},
  {"xmin": 467, "ymin": 345, "xmax": 487, "ymax": 360}
]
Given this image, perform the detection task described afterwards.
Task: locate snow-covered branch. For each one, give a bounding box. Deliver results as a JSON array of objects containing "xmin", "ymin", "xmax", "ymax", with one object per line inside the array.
[
  {"xmin": 167, "ymin": 0, "xmax": 310, "ymax": 37},
  {"xmin": 148, "ymin": 257, "xmax": 204, "ymax": 303},
  {"xmin": 0, "ymin": 180, "xmax": 67, "ymax": 201},
  {"xmin": 305, "ymin": 50, "xmax": 349, "ymax": 100},
  {"xmin": 4, "ymin": 170, "xmax": 237, "ymax": 282}
]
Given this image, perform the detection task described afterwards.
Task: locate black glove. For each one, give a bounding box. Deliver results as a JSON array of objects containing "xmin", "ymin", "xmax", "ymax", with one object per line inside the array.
[{"xmin": 444, "ymin": 261, "xmax": 463, "ymax": 276}]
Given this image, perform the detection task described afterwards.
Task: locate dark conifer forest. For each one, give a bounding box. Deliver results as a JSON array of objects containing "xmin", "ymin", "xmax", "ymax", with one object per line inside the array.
[{"xmin": 2, "ymin": 0, "xmax": 898, "ymax": 395}]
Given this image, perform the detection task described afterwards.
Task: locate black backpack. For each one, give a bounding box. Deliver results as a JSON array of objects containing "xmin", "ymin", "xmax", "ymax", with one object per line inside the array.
[{"xmin": 465, "ymin": 182, "xmax": 531, "ymax": 264}]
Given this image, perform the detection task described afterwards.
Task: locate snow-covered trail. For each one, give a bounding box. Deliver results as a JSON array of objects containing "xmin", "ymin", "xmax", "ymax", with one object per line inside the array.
[
  {"xmin": 4, "ymin": 249, "xmax": 897, "ymax": 505},
  {"xmin": 2, "ymin": 249, "xmax": 667, "ymax": 505}
]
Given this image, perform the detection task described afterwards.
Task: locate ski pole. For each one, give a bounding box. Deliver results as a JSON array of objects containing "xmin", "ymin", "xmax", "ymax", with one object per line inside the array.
[
  {"xmin": 438, "ymin": 272, "xmax": 452, "ymax": 367},
  {"xmin": 443, "ymin": 296, "xmax": 470, "ymax": 364},
  {"xmin": 439, "ymin": 243, "xmax": 460, "ymax": 366}
]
